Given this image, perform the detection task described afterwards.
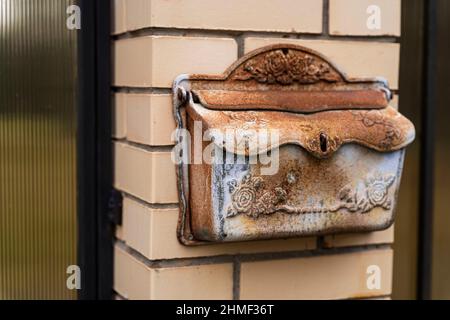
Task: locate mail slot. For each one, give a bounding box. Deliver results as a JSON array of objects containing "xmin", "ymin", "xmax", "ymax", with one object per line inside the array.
[{"xmin": 172, "ymin": 44, "xmax": 415, "ymax": 245}]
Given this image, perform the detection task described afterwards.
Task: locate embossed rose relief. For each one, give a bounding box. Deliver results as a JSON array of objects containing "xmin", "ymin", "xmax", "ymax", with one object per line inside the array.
[
  {"xmin": 226, "ymin": 172, "xmax": 395, "ymax": 219},
  {"xmin": 226, "ymin": 174, "xmax": 287, "ymax": 218},
  {"xmin": 351, "ymin": 110, "xmax": 403, "ymax": 149},
  {"xmin": 232, "ymin": 49, "xmax": 342, "ymax": 85}
]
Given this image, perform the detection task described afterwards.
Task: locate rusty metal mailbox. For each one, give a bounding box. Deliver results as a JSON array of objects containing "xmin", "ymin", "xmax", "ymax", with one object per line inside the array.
[{"xmin": 172, "ymin": 44, "xmax": 415, "ymax": 245}]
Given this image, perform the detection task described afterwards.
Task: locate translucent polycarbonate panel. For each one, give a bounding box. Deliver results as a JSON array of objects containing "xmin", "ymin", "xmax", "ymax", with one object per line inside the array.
[{"xmin": 0, "ymin": 0, "xmax": 78, "ymax": 299}]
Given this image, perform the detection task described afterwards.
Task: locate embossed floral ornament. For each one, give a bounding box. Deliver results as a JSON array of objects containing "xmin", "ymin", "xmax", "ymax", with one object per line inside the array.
[
  {"xmin": 337, "ymin": 173, "xmax": 395, "ymax": 213},
  {"xmin": 354, "ymin": 110, "xmax": 383, "ymax": 127},
  {"xmin": 228, "ymin": 174, "xmax": 262, "ymax": 214},
  {"xmin": 366, "ymin": 173, "xmax": 395, "ymax": 208},
  {"xmin": 264, "ymin": 51, "xmax": 288, "ymax": 80},
  {"xmin": 226, "ymin": 172, "xmax": 396, "ymax": 218},
  {"xmin": 226, "ymin": 174, "xmax": 287, "ymax": 218},
  {"xmin": 287, "ymin": 52, "xmax": 309, "ymax": 76},
  {"xmin": 351, "ymin": 110, "xmax": 403, "ymax": 149},
  {"xmin": 235, "ymin": 49, "xmax": 341, "ymax": 85}
]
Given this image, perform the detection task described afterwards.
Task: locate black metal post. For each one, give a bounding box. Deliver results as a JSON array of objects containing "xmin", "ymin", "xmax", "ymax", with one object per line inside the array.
[
  {"xmin": 77, "ymin": 0, "xmax": 98, "ymax": 300},
  {"xmin": 95, "ymin": 0, "xmax": 113, "ymax": 300},
  {"xmin": 77, "ymin": 0, "xmax": 113, "ymax": 300}
]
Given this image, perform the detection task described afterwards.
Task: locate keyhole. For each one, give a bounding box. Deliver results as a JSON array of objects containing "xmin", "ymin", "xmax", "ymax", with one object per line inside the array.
[{"xmin": 320, "ymin": 133, "xmax": 328, "ymax": 153}]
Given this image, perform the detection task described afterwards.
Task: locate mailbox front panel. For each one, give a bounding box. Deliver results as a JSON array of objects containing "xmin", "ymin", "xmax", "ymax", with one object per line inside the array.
[{"xmin": 191, "ymin": 145, "xmax": 404, "ymax": 242}]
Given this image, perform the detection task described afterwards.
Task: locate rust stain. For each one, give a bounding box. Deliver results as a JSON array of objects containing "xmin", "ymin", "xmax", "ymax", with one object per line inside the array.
[{"xmin": 193, "ymin": 89, "xmax": 388, "ymax": 113}]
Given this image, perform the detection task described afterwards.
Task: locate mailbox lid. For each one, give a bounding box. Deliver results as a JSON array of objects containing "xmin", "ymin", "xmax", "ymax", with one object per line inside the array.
[{"xmin": 187, "ymin": 100, "xmax": 415, "ymax": 159}]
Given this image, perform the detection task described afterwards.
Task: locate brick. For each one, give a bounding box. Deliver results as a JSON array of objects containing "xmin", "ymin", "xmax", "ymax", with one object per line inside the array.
[
  {"xmin": 114, "ymin": 245, "xmax": 151, "ymax": 300},
  {"xmin": 244, "ymin": 38, "xmax": 400, "ymax": 89},
  {"xmin": 113, "ymin": 37, "xmax": 153, "ymax": 87},
  {"xmin": 115, "ymin": 225, "xmax": 124, "ymax": 241},
  {"xmin": 329, "ymin": 0, "xmax": 401, "ymax": 36},
  {"xmin": 114, "ymin": 142, "xmax": 178, "ymax": 203},
  {"xmin": 114, "ymin": 245, "xmax": 233, "ymax": 300},
  {"xmin": 124, "ymin": 0, "xmax": 322, "ymax": 34},
  {"xmin": 113, "ymin": 36, "xmax": 237, "ymax": 88},
  {"xmin": 240, "ymin": 249, "xmax": 393, "ymax": 299},
  {"xmin": 323, "ymin": 225, "xmax": 394, "ymax": 248},
  {"xmin": 112, "ymin": 0, "xmax": 126, "ymax": 35},
  {"xmin": 122, "ymin": 196, "xmax": 316, "ymax": 260},
  {"xmin": 112, "ymin": 93, "xmax": 127, "ymax": 139},
  {"xmin": 125, "ymin": 94, "xmax": 175, "ymax": 146},
  {"xmin": 123, "ymin": 0, "xmax": 150, "ymax": 32},
  {"xmin": 150, "ymin": 263, "xmax": 233, "ymax": 300}
]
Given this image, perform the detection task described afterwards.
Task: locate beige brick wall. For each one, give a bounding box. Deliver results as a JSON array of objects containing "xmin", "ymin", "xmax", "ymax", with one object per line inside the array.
[
  {"xmin": 240, "ymin": 249, "xmax": 393, "ymax": 299},
  {"xmin": 112, "ymin": 0, "xmax": 323, "ymax": 34},
  {"xmin": 112, "ymin": 0, "xmax": 401, "ymax": 300},
  {"xmin": 114, "ymin": 245, "xmax": 234, "ymax": 300}
]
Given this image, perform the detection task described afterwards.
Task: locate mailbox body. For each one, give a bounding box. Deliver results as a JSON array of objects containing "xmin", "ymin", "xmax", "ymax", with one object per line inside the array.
[{"xmin": 173, "ymin": 44, "xmax": 415, "ymax": 245}]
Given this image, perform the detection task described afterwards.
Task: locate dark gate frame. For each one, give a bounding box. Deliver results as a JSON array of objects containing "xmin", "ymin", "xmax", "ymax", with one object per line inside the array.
[
  {"xmin": 417, "ymin": 0, "xmax": 437, "ymax": 300},
  {"xmin": 77, "ymin": 0, "xmax": 113, "ymax": 300}
]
